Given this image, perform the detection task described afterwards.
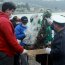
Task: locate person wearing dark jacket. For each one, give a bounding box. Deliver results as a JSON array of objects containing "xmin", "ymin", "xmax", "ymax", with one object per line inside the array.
[
  {"xmin": 10, "ymin": 16, "xmax": 18, "ymax": 28},
  {"xmin": 45, "ymin": 15, "xmax": 65, "ymax": 65},
  {"xmin": 0, "ymin": 2, "xmax": 28, "ymax": 65}
]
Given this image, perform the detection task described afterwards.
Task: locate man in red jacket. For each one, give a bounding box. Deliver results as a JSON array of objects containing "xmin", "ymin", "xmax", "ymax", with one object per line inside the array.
[{"xmin": 0, "ymin": 2, "xmax": 27, "ymax": 65}]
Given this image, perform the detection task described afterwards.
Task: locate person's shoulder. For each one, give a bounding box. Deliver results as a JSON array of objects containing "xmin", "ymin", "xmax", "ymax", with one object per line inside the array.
[
  {"xmin": 0, "ymin": 17, "xmax": 10, "ymax": 26},
  {"xmin": 0, "ymin": 17, "xmax": 9, "ymax": 23},
  {"xmin": 15, "ymin": 24, "xmax": 21, "ymax": 29}
]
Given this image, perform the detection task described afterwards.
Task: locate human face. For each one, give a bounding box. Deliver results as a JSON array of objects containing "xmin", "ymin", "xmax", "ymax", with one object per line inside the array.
[
  {"xmin": 51, "ymin": 23, "xmax": 59, "ymax": 32},
  {"xmin": 5, "ymin": 9, "xmax": 15, "ymax": 17},
  {"xmin": 22, "ymin": 21, "xmax": 28, "ymax": 25}
]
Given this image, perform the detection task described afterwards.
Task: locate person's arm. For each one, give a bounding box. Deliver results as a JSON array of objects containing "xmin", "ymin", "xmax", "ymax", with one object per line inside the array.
[
  {"xmin": 50, "ymin": 36, "xmax": 63, "ymax": 58},
  {"xmin": 0, "ymin": 18, "xmax": 24, "ymax": 53},
  {"xmin": 15, "ymin": 26, "xmax": 26, "ymax": 40}
]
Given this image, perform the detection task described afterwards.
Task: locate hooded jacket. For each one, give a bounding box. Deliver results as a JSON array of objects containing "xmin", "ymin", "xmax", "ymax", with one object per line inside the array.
[{"xmin": 0, "ymin": 11, "xmax": 24, "ymax": 57}]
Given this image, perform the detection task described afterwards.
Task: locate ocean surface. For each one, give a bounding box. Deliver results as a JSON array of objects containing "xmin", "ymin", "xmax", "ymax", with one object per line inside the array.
[{"xmin": 11, "ymin": 12, "xmax": 65, "ymax": 26}]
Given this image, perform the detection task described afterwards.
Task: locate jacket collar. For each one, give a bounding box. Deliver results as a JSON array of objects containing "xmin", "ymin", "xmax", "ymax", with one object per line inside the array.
[{"xmin": 0, "ymin": 11, "xmax": 9, "ymax": 19}]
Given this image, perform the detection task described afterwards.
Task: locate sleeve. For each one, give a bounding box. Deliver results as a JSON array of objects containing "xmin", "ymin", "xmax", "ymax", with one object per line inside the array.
[
  {"xmin": 0, "ymin": 19, "xmax": 24, "ymax": 53},
  {"xmin": 50, "ymin": 36, "xmax": 63, "ymax": 59},
  {"xmin": 15, "ymin": 26, "xmax": 26, "ymax": 40}
]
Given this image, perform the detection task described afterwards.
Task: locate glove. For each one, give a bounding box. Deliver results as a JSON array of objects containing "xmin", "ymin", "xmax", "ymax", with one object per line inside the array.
[
  {"xmin": 22, "ymin": 49, "xmax": 28, "ymax": 54},
  {"xmin": 17, "ymin": 39, "xmax": 21, "ymax": 44},
  {"xmin": 45, "ymin": 47, "xmax": 51, "ymax": 54},
  {"xmin": 24, "ymin": 32, "xmax": 27, "ymax": 36},
  {"xmin": 46, "ymin": 18, "xmax": 53, "ymax": 25}
]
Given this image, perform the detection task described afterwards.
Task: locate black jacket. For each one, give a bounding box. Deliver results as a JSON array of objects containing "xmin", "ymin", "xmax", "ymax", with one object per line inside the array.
[
  {"xmin": 50, "ymin": 29, "xmax": 65, "ymax": 65},
  {"xmin": 10, "ymin": 19, "xmax": 17, "ymax": 28}
]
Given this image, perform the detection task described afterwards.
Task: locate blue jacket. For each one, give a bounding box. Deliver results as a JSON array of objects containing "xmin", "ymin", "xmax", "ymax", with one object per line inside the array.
[{"xmin": 15, "ymin": 23, "xmax": 27, "ymax": 46}]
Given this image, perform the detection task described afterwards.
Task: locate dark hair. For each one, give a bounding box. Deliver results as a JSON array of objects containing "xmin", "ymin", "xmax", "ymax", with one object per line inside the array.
[
  {"xmin": 13, "ymin": 16, "xmax": 18, "ymax": 21},
  {"xmin": 2, "ymin": 2, "xmax": 16, "ymax": 12}
]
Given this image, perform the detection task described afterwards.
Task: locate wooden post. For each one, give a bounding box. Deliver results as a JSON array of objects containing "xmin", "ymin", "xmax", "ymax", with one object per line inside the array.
[{"xmin": 46, "ymin": 54, "xmax": 48, "ymax": 65}]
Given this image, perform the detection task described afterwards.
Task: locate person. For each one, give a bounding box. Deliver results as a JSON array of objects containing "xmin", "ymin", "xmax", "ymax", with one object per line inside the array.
[
  {"xmin": 0, "ymin": 2, "xmax": 27, "ymax": 65},
  {"xmin": 15, "ymin": 16, "xmax": 29, "ymax": 65},
  {"xmin": 45, "ymin": 15, "xmax": 65, "ymax": 65},
  {"xmin": 10, "ymin": 16, "xmax": 19, "ymax": 28},
  {"xmin": 11, "ymin": 16, "xmax": 23, "ymax": 65}
]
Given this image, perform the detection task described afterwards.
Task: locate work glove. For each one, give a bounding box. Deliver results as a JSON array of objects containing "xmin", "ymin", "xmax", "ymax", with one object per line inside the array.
[
  {"xmin": 45, "ymin": 47, "xmax": 51, "ymax": 54},
  {"xmin": 17, "ymin": 39, "xmax": 21, "ymax": 44},
  {"xmin": 24, "ymin": 32, "xmax": 28, "ymax": 36},
  {"xmin": 45, "ymin": 18, "xmax": 53, "ymax": 25},
  {"xmin": 22, "ymin": 49, "xmax": 28, "ymax": 54}
]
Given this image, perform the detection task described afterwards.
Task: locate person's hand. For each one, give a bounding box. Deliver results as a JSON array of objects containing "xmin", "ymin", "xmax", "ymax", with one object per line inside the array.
[
  {"xmin": 45, "ymin": 18, "xmax": 53, "ymax": 25},
  {"xmin": 24, "ymin": 31, "xmax": 29, "ymax": 37},
  {"xmin": 45, "ymin": 47, "xmax": 51, "ymax": 54},
  {"xmin": 22, "ymin": 49, "xmax": 28, "ymax": 54},
  {"xmin": 24, "ymin": 32, "xmax": 27, "ymax": 36},
  {"xmin": 17, "ymin": 39, "xmax": 21, "ymax": 44}
]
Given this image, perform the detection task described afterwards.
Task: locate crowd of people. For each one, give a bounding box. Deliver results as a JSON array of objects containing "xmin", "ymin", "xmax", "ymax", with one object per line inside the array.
[{"xmin": 0, "ymin": 1, "xmax": 65, "ymax": 65}]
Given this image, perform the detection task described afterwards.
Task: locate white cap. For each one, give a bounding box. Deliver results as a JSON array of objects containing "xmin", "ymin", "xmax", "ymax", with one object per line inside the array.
[{"xmin": 51, "ymin": 15, "xmax": 65, "ymax": 23}]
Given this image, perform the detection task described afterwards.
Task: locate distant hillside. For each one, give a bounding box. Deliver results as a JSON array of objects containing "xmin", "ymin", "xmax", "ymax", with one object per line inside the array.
[
  {"xmin": 20, "ymin": 0, "xmax": 65, "ymax": 10},
  {"xmin": 4, "ymin": 0, "xmax": 65, "ymax": 10}
]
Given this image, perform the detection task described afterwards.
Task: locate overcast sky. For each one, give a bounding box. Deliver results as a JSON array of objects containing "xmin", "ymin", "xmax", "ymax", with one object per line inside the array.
[{"xmin": 4, "ymin": 0, "xmax": 65, "ymax": 2}]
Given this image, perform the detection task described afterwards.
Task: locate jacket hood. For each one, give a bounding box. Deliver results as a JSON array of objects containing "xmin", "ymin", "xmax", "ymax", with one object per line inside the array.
[{"xmin": 0, "ymin": 11, "xmax": 9, "ymax": 19}]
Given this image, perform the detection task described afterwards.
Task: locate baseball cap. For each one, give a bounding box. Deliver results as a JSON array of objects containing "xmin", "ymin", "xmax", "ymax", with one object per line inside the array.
[{"xmin": 21, "ymin": 16, "xmax": 28, "ymax": 22}]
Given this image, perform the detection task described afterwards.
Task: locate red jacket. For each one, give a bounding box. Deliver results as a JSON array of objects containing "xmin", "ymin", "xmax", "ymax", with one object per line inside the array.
[{"xmin": 0, "ymin": 11, "xmax": 24, "ymax": 57}]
